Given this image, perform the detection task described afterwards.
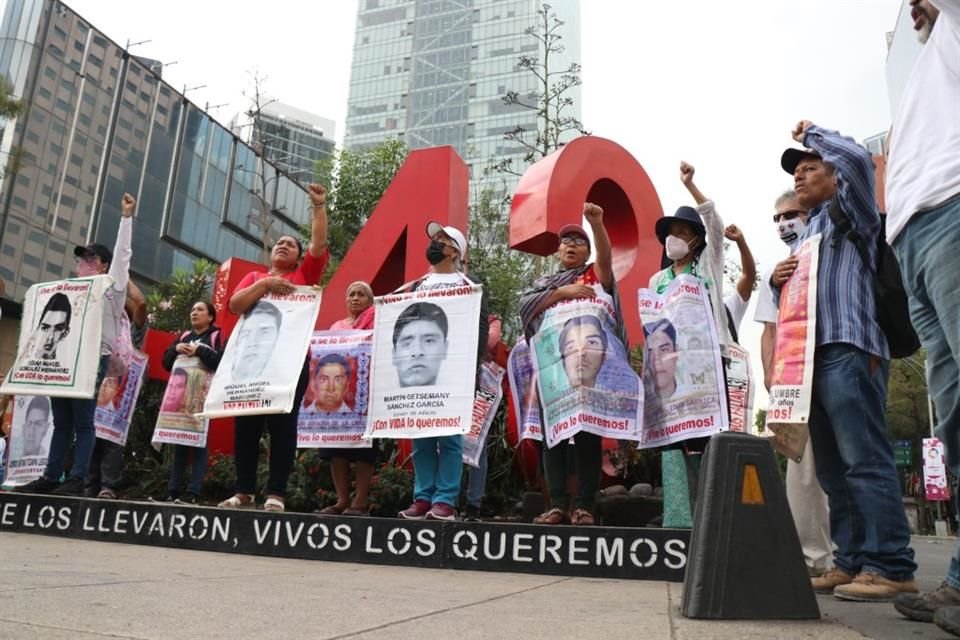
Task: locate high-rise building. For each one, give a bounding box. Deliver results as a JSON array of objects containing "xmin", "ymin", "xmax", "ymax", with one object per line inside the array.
[
  {"xmin": 0, "ymin": 0, "xmax": 311, "ymax": 312},
  {"xmin": 344, "ymin": 0, "xmax": 582, "ymax": 195},
  {"xmin": 253, "ymin": 102, "xmax": 336, "ymax": 185}
]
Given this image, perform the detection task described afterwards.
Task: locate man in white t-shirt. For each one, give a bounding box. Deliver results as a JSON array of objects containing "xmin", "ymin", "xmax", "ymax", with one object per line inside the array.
[
  {"xmin": 886, "ymin": 1, "xmax": 960, "ymax": 629},
  {"xmin": 754, "ymin": 189, "xmax": 832, "ymax": 579},
  {"xmin": 721, "ymin": 224, "xmax": 755, "ymax": 340}
]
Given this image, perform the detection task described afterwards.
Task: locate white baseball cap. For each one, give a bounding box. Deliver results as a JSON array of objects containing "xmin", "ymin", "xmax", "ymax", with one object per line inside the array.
[{"xmin": 426, "ymin": 221, "xmax": 467, "ymax": 260}]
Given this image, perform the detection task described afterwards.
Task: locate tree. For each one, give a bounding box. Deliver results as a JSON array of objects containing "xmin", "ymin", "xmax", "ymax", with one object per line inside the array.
[
  {"xmin": 313, "ymin": 139, "xmax": 407, "ymax": 265},
  {"xmin": 144, "ymin": 259, "xmax": 217, "ymax": 332},
  {"xmin": 0, "ymin": 76, "xmax": 25, "ymax": 178},
  {"xmin": 242, "ymin": 71, "xmax": 280, "ymax": 264},
  {"xmin": 491, "ymin": 3, "xmax": 588, "ymax": 177},
  {"xmin": 886, "ymin": 352, "xmax": 933, "ymax": 470},
  {"xmin": 465, "ymin": 182, "xmax": 532, "ymax": 343},
  {"xmin": 754, "ymin": 408, "xmax": 767, "ymax": 434}
]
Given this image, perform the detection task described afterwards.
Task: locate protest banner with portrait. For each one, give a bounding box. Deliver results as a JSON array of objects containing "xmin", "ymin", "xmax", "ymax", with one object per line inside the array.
[
  {"xmin": 507, "ymin": 338, "xmax": 542, "ymax": 441},
  {"xmin": 1, "ymin": 275, "xmax": 113, "ymax": 399},
  {"xmin": 463, "ymin": 360, "xmax": 506, "ymax": 467},
  {"xmin": 530, "ymin": 285, "xmax": 643, "ymax": 449},
  {"xmin": 725, "ymin": 341, "xmax": 753, "ymax": 434},
  {"xmin": 94, "ymin": 350, "xmax": 148, "ymax": 446},
  {"xmin": 923, "ymin": 437, "xmax": 949, "ymax": 502},
  {"xmin": 2, "ymin": 395, "xmax": 54, "ymax": 488},
  {"xmin": 364, "ymin": 284, "xmax": 482, "ymax": 439},
  {"xmin": 765, "ymin": 234, "xmax": 822, "ymax": 459},
  {"xmin": 638, "ymin": 274, "xmax": 728, "ymax": 448},
  {"xmin": 298, "ymin": 330, "xmax": 373, "ymax": 448},
  {"xmin": 152, "ymin": 356, "xmax": 213, "ymax": 448},
  {"xmin": 203, "ymin": 288, "xmax": 322, "ymax": 418}
]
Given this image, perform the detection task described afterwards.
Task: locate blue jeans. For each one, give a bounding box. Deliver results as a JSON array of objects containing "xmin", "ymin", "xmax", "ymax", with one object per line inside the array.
[
  {"xmin": 45, "ymin": 355, "xmax": 109, "ymax": 482},
  {"xmin": 808, "ymin": 343, "xmax": 916, "ymax": 580},
  {"xmin": 412, "ymin": 436, "xmax": 463, "ymax": 507},
  {"xmin": 893, "ymin": 193, "xmax": 960, "ymax": 587},
  {"xmin": 169, "ymin": 444, "xmax": 209, "ymax": 497},
  {"xmin": 466, "ymin": 444, "xmax": 488, "ymax": 509}
]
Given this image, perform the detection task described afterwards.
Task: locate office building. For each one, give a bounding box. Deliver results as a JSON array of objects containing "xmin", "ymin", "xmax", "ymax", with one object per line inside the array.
[
  {"xmin": 0, "ymin": 0, "xmax": 310, "ymax": 313},
  {"xmin": 252, "ymin": 102, "xmax": 335, "ymax": 185},
  {"xmin": 344, "ymin": 0, "xmax": 582, "ymax": 194}
]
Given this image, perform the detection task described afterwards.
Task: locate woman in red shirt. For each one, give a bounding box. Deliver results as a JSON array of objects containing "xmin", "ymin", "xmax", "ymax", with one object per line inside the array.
[{"xmin": 218, "ymin": 184, "xmax": 329, "ymax": 513}]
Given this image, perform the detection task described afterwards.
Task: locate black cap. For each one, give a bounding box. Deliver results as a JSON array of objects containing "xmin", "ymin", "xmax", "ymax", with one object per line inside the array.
[
  {"xmin": 781, "ymin": 147, "xmax": 822, "ymax": 175},
  {"xmin": 74, "ymin": 243, "xmax": 113, "ymax": 265},
  {"xmin": 654, "ymin": 206, "xmax": 706, "ymax": 245}
]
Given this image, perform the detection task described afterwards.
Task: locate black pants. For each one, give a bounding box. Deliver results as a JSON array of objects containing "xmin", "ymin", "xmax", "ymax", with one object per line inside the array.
[
  {"xmin": 233, "ymin": 363, "xmax": 309, "ymax": 497},
  {"xmin": 86, "ymin": 439, "xmax": 124, "ymax": 491}
]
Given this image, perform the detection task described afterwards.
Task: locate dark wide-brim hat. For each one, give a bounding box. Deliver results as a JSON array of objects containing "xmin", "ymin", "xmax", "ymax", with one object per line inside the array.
[
  {"xmin": 654, "ymin": 206, "xmax": 706, "ymax": 245},
  {"xmin": 74, "ymin": 242, "xmax": 113, "ymax": 265},
  {"xmin": 781, "ymin": 147, "xmax": 822, "ymax": 175}
]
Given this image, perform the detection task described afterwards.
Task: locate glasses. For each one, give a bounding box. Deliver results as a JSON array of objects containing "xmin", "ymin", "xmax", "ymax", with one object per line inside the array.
[
  {"xmin": 77, "ymin": 254, "xmax": 98, "ymax": 263},
  {"xmin": 559, "ymin": 236, "xmax": 588, "ymax": 247},
  {"xmin": 773, "ymin": 210, "xmax": 803, "ymax": 223}
]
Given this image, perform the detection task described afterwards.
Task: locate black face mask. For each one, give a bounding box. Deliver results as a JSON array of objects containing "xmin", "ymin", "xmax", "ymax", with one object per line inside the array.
[{"xmin": 426, "ymin": 240, "xmax": 447, "ymax": 265}]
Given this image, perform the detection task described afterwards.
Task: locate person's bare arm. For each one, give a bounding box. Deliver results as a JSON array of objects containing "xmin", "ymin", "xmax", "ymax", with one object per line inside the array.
[
  {"xmin": 306, "ymin": 184, "xmax": 328, "ymax": 258},
  {"xmin": 725, "ymin": 224, "xmax": 757, "ymax": 302},
  {"xmin": 584, "ymin": 202, "xmax": 613, "ymax": 291},
  {"xmin": 228, "ymin": 277, "xmax": 294, "ymax": 316},
  {"xmin": 761, "ymin": 322, "xmax": 776, "ymax": 391}
]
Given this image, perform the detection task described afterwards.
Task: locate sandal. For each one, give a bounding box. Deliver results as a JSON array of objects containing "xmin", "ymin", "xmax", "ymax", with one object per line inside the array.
[
  {"xmin": 264, "ymin": 497, "xmax": 285, "ymax": 513},
  {"xmin": 571, "ymin": 508, "xmax": 595, "ymax": 526},
  {"xmin": 533, "ymin": 507, "xmax": 569, "ymax": 525},
  {"xmin": 342, "ymin": 507, "xmax": 367, "ymax": 516},
  {"xmin": 217, "ymin": 494, "xmax": 255, "ymax": 509},
  {"xmin": 318, "ymin": 504, "xmax": 346, "ymax": 515}
]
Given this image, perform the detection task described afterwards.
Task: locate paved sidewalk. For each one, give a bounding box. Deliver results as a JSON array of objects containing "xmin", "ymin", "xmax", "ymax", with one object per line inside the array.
[{"xmin": 0, "ymin": 533, "xmax": 871, "ymax": 640}]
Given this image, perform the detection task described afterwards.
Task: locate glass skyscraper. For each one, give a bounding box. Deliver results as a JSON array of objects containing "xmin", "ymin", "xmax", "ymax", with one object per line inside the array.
[
  {"xmin": 344, "ymin": 0, "xmax": 582, "ymax": 194},
  {"xmin": 0, "ymin": 0, "xmax": 310, "ymax": 310},
  {"xmin": 253, "ymin": 102, "xmax": 336, "ymax": 186}
]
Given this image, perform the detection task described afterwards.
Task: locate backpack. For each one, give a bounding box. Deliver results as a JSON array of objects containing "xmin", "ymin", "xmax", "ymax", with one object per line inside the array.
[
  {"xmin": 827, "ymin": 197, "xmax": 920, "ymax": 359},
  {"xmin": 180, "ymin": 328, "xmax": 221, "ymax": 359}
]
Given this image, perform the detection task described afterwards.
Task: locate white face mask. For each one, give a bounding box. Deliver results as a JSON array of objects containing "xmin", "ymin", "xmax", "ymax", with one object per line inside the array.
[
  {"xmin": 665, "ymin": 235, "xmax": 691, "ymax": 261},
  {"xmin": 777, "ymin": 217, "xmax": 807, "ymax": 247}
]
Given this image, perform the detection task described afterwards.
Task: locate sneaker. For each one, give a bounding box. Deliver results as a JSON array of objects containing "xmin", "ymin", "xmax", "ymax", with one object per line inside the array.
[
  {"xmin": 97, "ymin": 488, "xmax": 118, "ymax": 500},
  {"xmin": 148, "ymin": 495, "xmax": 177, "ymax": 503},
  {"xmin": 834, "ymin": 572, "xmax": 918, "ymax": 602},
  {"xmin": 425, "ymin": 502, "xmax": 457, "ymax": 521},
  {"xmin": 398, "ymin": 499, "xmax": 431, "ymax": 520},
  {"xmin": 15, "ymin": 476, "xmax": 58, "ymax": 494},
  {"xmin": 894, "ymin": 582, "xmax": 960, "ymax": 622},
  {"xmin": 175, "ymin": 493, "xmax": 200, "ymax": 505},
  {"xmin": 84, "ymin": 486, "xmax": 99, "ymax": 498},
  {"xmin": 463, "ymin": 504, "xmax": 481, "ymax": 522},
  {"xmin": 811, "ymin": 568, "xmax": 854, "ymax": 594},
  {"xmin": 935, "ymin": 606, "xmax": 960, "ymax": 637},
  {"xmin": 51, "ymin": 477, "xmax": 85, "ymax": 496}
]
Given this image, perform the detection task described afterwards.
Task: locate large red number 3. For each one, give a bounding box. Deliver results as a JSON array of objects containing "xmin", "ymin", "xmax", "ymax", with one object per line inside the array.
[{"xmin": 509, "ymin": 136, "xmax": 664, "ymax": 345}]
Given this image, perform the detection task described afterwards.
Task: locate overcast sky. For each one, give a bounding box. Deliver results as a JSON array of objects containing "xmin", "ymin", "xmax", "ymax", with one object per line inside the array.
[{"xmin": 69, "ymin": 0, "xmax": 905, "ymax": 410}]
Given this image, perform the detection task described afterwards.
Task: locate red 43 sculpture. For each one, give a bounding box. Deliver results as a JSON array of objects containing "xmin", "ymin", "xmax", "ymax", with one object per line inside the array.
[{"xmin": 209, "ymin": 137, "xmax": 664, "ymax": 464}]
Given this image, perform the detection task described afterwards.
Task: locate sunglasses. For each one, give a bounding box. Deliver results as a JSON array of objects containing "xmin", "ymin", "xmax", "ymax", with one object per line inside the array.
[
  {"xmin": 773, "ymin": 210, "xmax": 803, "ymax": 223},
  {"xmin": 77, "ymin": 254, "xmax": 99, "ymax": 263},
  {"xmin": 559, "ymin": 236, "xmax": 588, "ymax": 247}
]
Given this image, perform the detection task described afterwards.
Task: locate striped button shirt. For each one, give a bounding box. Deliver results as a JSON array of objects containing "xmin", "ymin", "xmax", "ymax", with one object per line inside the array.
[{"xmin": 778, "ymin": 126, "xmax": 889, "ymax": 360}]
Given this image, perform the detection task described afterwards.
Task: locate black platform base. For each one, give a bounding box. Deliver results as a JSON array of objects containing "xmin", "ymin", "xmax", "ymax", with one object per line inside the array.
[{"xmin": 0, "ymin": 493, "xmax": 689, "ymax": 581}]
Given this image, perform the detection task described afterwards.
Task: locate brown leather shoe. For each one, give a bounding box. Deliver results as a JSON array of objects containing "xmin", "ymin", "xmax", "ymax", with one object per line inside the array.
[
  {"xmin": 811, "ymin": 568, "xmax": 854, "ymax": 594},
  {"xmin": 834, "ymin": 572, "xmax": 918, "ymax": 602}
]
